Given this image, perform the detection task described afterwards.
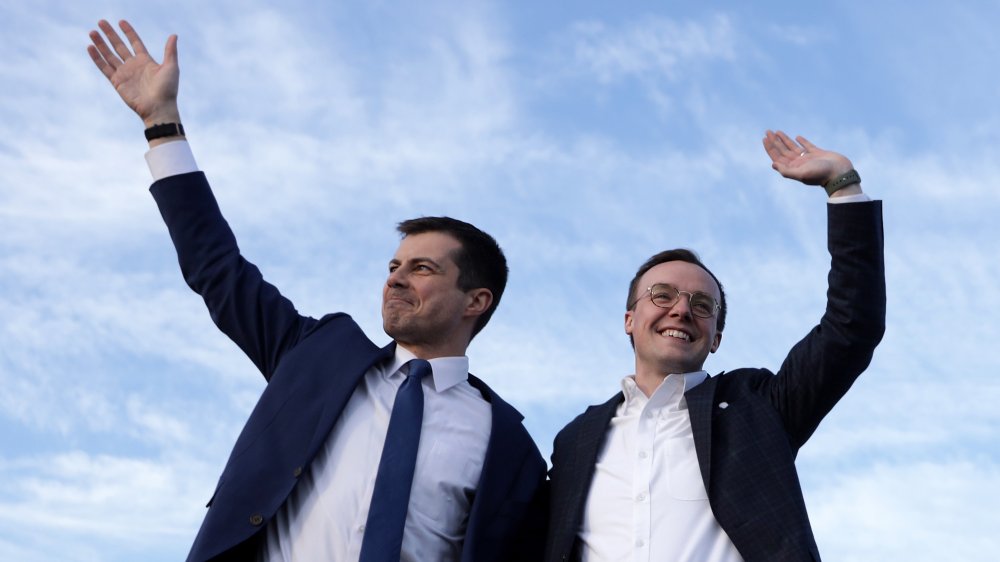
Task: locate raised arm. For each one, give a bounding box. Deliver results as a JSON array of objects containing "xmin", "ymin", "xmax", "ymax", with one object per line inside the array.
[
  {"xmin": 758, "ymin": 131, "xmax": 884, "ymax": 447},
  {"xmin": 88, "ymin": 19, "xmax": 184, "ymax": 146},
  {"xmin": 86, "ymin": 20, "xmax": 314, "ymax": 379}
]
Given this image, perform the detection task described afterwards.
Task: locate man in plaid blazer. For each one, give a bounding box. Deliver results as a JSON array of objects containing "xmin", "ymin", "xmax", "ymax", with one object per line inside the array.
[{"xmin": 545, "ymin": 131, "xmax": 885, "ymax": 561}]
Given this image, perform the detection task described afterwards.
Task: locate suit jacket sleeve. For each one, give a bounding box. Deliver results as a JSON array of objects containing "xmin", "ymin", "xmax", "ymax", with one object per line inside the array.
[
  {"xmin": 150, "ymin": 171, "xmax": 315, "ymax": 380},
  {"xmin": 765, "ymin": 200, "xmax": 886, "ymax": 449}
]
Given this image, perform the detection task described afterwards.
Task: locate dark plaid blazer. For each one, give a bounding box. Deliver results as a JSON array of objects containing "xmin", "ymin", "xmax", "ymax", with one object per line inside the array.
[
  {"xmin": 546, "ymin": 201, "xmax": 885, "ymax": 562},
  {"xmin": 150, "ymin": 172, "xmax": 547, "ymax": 562}
]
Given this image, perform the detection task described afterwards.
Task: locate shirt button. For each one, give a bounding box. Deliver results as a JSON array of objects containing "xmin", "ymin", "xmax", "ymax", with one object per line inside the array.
[
  {"xmin": 359, "ymin": 524, "xmax": 366, "ymax": 533},
  {"xmin": 636, "ymin": 492, "xmax": 647, "ymax": 502},
  {"xmin": 638, "ymin": 451, "xmax": 648, "ymax": 459},
  {"xmin": 636, "ymin": 539, "xmax": 645, "ymax": 547}
]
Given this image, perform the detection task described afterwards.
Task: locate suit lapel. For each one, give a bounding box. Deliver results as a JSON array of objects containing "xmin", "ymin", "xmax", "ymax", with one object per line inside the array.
[
  {"xmin": 466, "ymin": 375, "xmax": 524, "ymax": 523},
  {"xmin": 564, "ymin": 393, "xmax": 622, "ymax": 534},
  {"xmin": 306, "ymin": 341, "xmax": 396, "ymax": 456},
  {"xmin": 462, "ymin": 375, "xmax": 530, "ymax": 562},
  {"xmin": 684, "ymin": 373, "xmax": 719, "ymax": 491}
]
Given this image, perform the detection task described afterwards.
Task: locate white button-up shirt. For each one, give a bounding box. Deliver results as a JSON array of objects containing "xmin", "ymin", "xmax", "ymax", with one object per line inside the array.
[
  {"xmin": 260, "ymin": 346, "xmax": 491, "ymax": 561},
  {"xmin": 579, "ymin": 372, "xmax": 743, "ymax": 562}
]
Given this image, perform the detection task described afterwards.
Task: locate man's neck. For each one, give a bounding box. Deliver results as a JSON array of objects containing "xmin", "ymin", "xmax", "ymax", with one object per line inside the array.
[
  {"xmin": 633, "ymin": 364, "xmax": 706, "ymax": 397},
  {"xmin": 633, "ymin": 371, "xmax": 668, "ymax": 398},
  {"xmin": 395, "ymin": 341, "xmax": 468, "ymax": 360}
]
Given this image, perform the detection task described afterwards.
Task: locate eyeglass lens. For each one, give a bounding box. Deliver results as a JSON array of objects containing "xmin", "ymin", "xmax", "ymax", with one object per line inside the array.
[{"xmin": 649, "ymin": 284, "xmax": 717, "ymax": 318}]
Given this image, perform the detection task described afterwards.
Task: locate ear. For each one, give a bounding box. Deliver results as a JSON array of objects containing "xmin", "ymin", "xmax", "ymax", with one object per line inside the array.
[
  {"xmin": 463, "ymin": 288, "xmax": 493, "ymax": 318},
  {"xmin": 710, "ymin": 331, "xmax": 723, "ymax": 353},
  {"xmin": 624, "ymin": 310, "xmax": 634, "ymax": 336}
]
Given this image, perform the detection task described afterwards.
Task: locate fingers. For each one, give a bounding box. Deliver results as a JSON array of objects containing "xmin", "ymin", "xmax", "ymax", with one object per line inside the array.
[
  {"xmin": 86, "ymin": 43, "xmax": 115, "ymax": 80},
  {"xmin": 90, "ymin": 20, "xmax": 148, "ymax": 70},
  {"xmin": 98, "ymin": 19, "xmax": 134, "ymax": 63},
  {"xmin": 88, "ymin": 25, "xmax": 121, "ymax": 74},
  {"xmin": 774, "ymin": 130, "xmax": 802, "ymax": 155},
  {"xmin": 119, "ymin": 20, "xmax": 150, "ymax": 57},
  {"xmin": 762, "ymin": 130, "xmax": 784, "ymax": 163},
  {"xmin": 797, "ymin": 136, "xmax": 821, "ymax": 153},
  {"xmin": 763, "ymin": 129, "xmax": 800, "ymax": 163}
]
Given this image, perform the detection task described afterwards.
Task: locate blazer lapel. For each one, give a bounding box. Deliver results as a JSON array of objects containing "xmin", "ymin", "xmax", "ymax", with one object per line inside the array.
[
  {"xmin": 306, "ymin": 341, "xmax": 396, "ymax": 456},
  {"xmin": 462, "ymin": 375, "xmax": 535, "ymax": 562},
  {"xmin": 684, "ymin": 374, "xmax": 719, "ymax": 491},
  {"xmin": 563, "ymin": 394, "xmax": 622, "ymax": 535},
  {"xmin": 466, "ymin": 375, "xmax": 524, "ymax": 524}
]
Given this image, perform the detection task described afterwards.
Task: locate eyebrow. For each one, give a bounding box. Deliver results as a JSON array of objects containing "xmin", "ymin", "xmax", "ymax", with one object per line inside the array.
[
  {"xmin": 388, "ymin": 257, "xmax": 446, "ymax": 271},
  {"xmin": 652, "ymin": 282, "xmax": 714, "ymax": 296}
]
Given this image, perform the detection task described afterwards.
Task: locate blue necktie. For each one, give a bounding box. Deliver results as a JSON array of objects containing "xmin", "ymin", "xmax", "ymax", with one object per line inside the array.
[{"xmin": 358, "ymin": 358, "xmax": 432, "ymax": 562}]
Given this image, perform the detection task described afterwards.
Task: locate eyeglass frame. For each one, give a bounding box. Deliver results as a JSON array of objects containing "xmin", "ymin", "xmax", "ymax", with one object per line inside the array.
[{"xmin": 628, "ymin": 283, "xmax": 722, "ymax": 319}]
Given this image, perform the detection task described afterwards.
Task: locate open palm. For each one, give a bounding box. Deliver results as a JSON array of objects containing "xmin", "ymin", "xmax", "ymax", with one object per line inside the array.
[
  {"xmin": 762, "ymin": 130, "xmax": 853, "ymax": 186},
  {"xmin": 88, "ymin": 20, "xmax": 179, "ymax": 124}
]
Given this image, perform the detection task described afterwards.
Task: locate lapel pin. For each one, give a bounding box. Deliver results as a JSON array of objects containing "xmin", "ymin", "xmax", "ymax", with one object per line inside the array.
[{"xmin": 718, "ymin": 402, "xmax": 729, "ymax": 409}]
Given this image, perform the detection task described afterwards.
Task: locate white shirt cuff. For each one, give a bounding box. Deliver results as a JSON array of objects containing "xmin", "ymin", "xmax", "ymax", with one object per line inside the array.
[
  {"xmin": 144, "ymin": 140, "xmax": 199, "ymax": 181},
  {"xmin": 828, "ymin": 192, "xmax": 871, "ymax": 204}
]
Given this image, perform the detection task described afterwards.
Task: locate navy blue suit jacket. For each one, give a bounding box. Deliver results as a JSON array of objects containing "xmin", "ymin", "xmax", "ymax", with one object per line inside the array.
[
  {"xmin": 150, "ymin": 172, "xmax": 546, "ymax": 562},
  {"xmin": 546, "ymin": 201, "xmax": 885, "ymax": 562}
]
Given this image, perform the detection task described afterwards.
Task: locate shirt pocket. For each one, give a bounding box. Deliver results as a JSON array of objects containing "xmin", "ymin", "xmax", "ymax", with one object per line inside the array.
[{"xmin": 664, "ymin": 436, "xmax": 709, "ymax": 501}]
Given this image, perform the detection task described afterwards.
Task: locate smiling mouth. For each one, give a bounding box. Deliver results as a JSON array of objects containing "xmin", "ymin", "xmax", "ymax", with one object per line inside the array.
[{"xmin": 660, "ymin": 329, "xmax": 692, "ymax": 342}]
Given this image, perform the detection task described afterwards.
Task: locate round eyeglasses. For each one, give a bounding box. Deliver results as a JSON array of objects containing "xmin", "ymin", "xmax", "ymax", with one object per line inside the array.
[{"xmin": 630, "ymin": 283, "xmax": 720, "ymax": 319}]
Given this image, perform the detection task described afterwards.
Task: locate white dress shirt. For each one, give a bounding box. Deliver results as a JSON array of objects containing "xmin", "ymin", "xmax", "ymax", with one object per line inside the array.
[
  {"xmin": 580, "ymin": 372, "xmax": 743, "ymax": 562},
  {"xmin": 145, "ymin": 141, "xmax": 493, "ymax": 561},
  {"xmin": 260, "ymin": 347, "xmax": 491, "ymax": 561}
]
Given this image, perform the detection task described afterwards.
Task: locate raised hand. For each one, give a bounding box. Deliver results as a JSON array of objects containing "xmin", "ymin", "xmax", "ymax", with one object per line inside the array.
[
  {"xmin": 87, "ymin": 20, "xmax": 180, "ymax": 127},
  {"xmin": 762, "ymin": 130, "xmax": 855, "ymax": 189}
]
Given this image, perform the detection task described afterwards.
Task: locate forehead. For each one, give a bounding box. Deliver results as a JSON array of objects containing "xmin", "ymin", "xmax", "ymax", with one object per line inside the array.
[
  {"xmin": 639, "ymin": 260, "xmax": 720, "ymax": 299},
  {"xmin": 393, "ymin": 231, "xmax": 462, "ymax": 262}
]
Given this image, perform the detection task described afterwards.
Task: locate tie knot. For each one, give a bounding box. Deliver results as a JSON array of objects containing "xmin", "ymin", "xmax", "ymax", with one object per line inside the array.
[{"xmin": 407, "ymin": 359, "xmax": 432, "ymax": 380}]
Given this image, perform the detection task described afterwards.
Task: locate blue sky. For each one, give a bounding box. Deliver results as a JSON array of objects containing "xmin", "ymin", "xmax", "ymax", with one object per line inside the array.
[{"xmin": 1, "ymin": 1, "xmax": 998, "ymax": 560}]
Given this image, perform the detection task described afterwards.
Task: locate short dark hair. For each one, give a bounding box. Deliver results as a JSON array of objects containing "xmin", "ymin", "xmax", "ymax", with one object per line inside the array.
[
  {"xmin": 627, "ymin": 248, "xmax": 727, "ymax": 334},
  {"xmin": 397, "ymin": 216, "xmax": 508, "ymax": 338}
]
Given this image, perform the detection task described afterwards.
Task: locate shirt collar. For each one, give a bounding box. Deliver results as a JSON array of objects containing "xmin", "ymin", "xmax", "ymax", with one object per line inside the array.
[
  {"xmin": 620, "ymin": 371, "xmax": 708, "ymax": 414},
  {"xmin": 388, "ymin": 345, "xmax": 470, "ymax": 393}
]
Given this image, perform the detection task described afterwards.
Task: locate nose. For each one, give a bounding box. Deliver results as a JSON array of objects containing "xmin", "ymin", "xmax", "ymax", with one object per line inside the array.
[
  {"xmin": 668, "ymin": 294, "xmax": 693, "ymax": 320},
  {"xmin": 386, "ymin": 267, "xmax": 408, "ymax": 288}
]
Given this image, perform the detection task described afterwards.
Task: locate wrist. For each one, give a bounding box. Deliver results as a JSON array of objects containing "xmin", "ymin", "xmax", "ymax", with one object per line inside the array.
[
  {"xmin": 145, "ymin": 123, "xmax": 186, "ymax": 148},
  {"xmin": 823, "ymin": 156, "xmax": 854, "ymax": 185},
  {"xmin": 824, "ymin": 169, "xmax": 862, "ymax": 197},
  {"xmin": 141, "ymin": 104, "xmax": 182, "ymax": 129},
  {"xmin": 142, "ymin": 105, "xmax": 185, "ymax": 148},
  {"xmin": 828, "ymin": 183, "xmax": 863, "ymax": 198}
]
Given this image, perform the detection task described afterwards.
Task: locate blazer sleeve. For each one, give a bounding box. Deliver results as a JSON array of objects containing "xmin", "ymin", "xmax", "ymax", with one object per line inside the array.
[
  {"xmin": 150, "ymin": 171, "xmax": 316, "ymax": 380},
  {"xmin": 766, "ymin": 200, "xmax": 886, "ymax": 449}
]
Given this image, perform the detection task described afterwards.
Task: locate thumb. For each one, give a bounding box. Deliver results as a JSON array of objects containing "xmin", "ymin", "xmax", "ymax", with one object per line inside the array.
[{"xmin": 163, "ymin": 34, "xmax": 179, "ymax": 67}]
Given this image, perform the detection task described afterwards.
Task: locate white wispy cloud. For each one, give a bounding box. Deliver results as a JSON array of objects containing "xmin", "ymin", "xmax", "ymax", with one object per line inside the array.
[
  {"xmin": 568, "ymin": 14, "xmax": 736, "ymax": 83},
  {"xmin": 808, "ymin": 460, "xmax": 1000, "ymax": 561},
  {"xmin": 0, "ymin": 451, "xmax": 214, "ymax": 560}
]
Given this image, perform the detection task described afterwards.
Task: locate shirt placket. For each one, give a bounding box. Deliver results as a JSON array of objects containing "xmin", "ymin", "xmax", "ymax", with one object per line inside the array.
[{"xmin": 632, "ymin": 403, "xmax": 655, "ymax": 562}]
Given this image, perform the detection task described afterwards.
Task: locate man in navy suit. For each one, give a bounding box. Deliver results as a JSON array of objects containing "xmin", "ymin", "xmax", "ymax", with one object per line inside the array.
[
  {"xmin": 88, "ymin": 20, "xmax": 545, "ymax": 561},
  {"xmin": 545, "ymin": 132, "xmax": 885, "ymax": 561}
]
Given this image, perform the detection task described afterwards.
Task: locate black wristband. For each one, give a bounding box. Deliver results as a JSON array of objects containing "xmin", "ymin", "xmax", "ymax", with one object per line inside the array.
[
  {"xmin": 144, "ymin": 123, "xmax": 185, "ymax": 142},
  {"xmin": 822, "ymin": 169, "xmax": 861, "ymax": 196}
]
